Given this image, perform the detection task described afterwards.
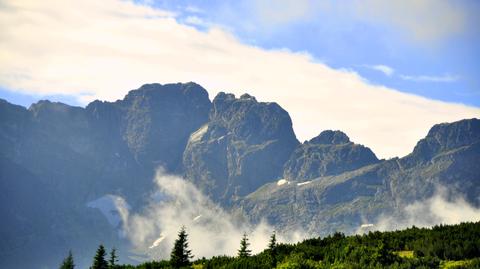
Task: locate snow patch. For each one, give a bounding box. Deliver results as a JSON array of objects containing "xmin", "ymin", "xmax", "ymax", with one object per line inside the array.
[
  {"xmin": 149, "ymin": 234, "xmax": 166, "ymax": 249},
  {"xmin": 277, "ymin": 179, "xmax": 290, "ymax": 186},
  {"xmin": 87, "ymin": 194, "xmax": 130, "ymax": 228},
  {"xmin": 297, "ymin": 181, "xmax": 312, "ymax": 186},
  {"xmin": 189, "ymin": 124, "xmax": 208, "ymax": 143}
]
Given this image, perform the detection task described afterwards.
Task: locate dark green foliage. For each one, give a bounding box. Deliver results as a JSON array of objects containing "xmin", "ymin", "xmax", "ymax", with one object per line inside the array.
[
  {"xmin": 170, "ymin": 226, "xmax": 193, "ymax": 268},
  {"xmin": 108, "ymin": 221, "xmax": 480, "ymax": 268},
  {"xmin": 109, "ymin": 248, "xmax": 118, "ymax": 268},
  {"xmin": 268, "ymin": 231, "xmax": 278, "ymax": 268},
  {"xmin": 237, "ymin": 233, "xmax": 252, "ymax": 258},
  {"xmin": 59, "ymin": 250, "xmax": 75, "ymax": 269},
  {"xmin": 91, "ymin": 245, "xmax": 109, "ymax": 269},
  {"xmin": 116, "ymin": 260, "xmax": 171, "ymax": 269}
]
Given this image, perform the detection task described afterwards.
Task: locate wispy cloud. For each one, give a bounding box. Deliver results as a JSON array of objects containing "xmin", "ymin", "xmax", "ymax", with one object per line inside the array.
[
  {"xmin": 400, "ymin": 74, "xmax": 460, "ymax": 82},
  {"xmin": 0, "ymin": 0, "xmax": 478, "ymax": 159},
  {"xmin": 184, "ymin": 16, "xmax": 209, "ymax": 27},
  {"xmin": 354, "ymin": 0, "xmax": 467, "ymax": 44},
  {"xmin": 252, "ymin": 0, "xmax": 312, "ymax": 26},
  {"xmin": 115, "ymin": 169, "xmax": 305, "ymax": 260},
  {"xmin": 364, "ymin": 65, "xmax": 395, "ymax": 76},
  {"xmin": 248, "ymin": 0, "xmax": 468, "ymax": 44},
  {"xmin": 371, "ymin": 186, "xmax": 480, "ymax": 231},
  {"xmin": 184, "ymin": 5, "xmax": 204, "ymax": 14}
]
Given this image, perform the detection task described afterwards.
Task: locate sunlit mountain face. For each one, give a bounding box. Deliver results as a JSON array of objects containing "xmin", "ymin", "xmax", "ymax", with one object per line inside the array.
[
  {"xmin": 0, "ymin": 1, "xmax": 479, "ymax": 268},
  {"xmin": 1, "ymin": 83, "xmax": 479, "ymax": 268}
]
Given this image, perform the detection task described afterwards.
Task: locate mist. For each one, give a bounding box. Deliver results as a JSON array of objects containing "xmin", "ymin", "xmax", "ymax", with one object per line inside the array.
[
  {"xmin": 113, "ymin": 169, "xmax": 306, "ymax": 260},
  {"xmin": 104, "ymin": 171, "xmax": 480, "ymax": 261},
  {"xmin": 370, "ymin": 186, "xmax": 480, "ymax": 232}
]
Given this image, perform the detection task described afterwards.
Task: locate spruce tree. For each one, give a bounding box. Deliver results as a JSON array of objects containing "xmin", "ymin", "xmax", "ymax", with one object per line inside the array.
[
  {"xmin": 91, "ymin": 244, "xmax": 109, "ymax": 269},
  {"xmin": 108, "ymin": 247, "xmax": 118, "ymax": 268},
  {"xmin": 59, "ymin": 250, "xmax": 75, "ymax": 269},
  {"xmin": 268, "ymin": 231, "xmax": 278, "ymax": 267},
  {"xmin": 170, "ymin": 226, "xmax": 193, "ymax": 268},
  {"xmin": 237, "ymin": 233, "xmax": 252, "ymax": 258}
]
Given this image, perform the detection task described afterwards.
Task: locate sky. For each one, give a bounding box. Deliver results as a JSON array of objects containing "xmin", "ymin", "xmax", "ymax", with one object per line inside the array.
[{"xmin": 0, "ymin": 0, "xmax": 479, "ymax": 158}]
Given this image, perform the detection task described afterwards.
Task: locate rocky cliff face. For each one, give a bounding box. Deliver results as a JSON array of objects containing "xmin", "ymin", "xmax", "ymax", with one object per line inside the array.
[
  {"xmin": 402, "ymin": 118, "xmax": 480, "ymax": 167},
  {"xmin": 283, "ymin": 130, "xmax": 379, "ymax": 180},
  {"xmin": 0, "ymin": 81, "xmax": 478, "ymax": 268},
  {"xmin": 237, "ymin": 118, "xmax": 480, "ymax": 235},
  {"xmin": 0, "ymin": 82, "xmax": 211, "ymax": 269},
  {"xmin": 182, "ymin": 93, "xmax": 299, "ymax": 202}
]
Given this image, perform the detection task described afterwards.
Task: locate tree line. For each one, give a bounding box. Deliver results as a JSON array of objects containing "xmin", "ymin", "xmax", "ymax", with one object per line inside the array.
[{"xmin": 59, "ymin": 221, "xmax": 480, "ymax": 268}]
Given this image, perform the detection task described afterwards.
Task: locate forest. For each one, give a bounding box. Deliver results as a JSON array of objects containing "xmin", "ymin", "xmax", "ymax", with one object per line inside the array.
[{"xmin": 60, "ymin": 222, "xmax": 480, "ymax": 269}]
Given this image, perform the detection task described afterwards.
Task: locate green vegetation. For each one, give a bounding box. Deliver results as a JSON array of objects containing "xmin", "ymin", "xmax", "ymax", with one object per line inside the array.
[
  {"xmin": 170, "ymin": 226, "xmax": 194, "ymax": 268},
  {"xmin": 238, "ymin": 233, "xmax": 252, "ymax": 258},
  {"xmin": 109, "ymin": 248, "xmax": 119, "ymax": 268},
  {"xmin": 73, "ymin": 222, "xmax": 480, "ymax": 269},
  {"xmin": 59, "ymin": 250, "xmax": 75, "ymax": 269},
  {"xmin": 394, "ymin": 250, "xmax": 414, "ymax": 259},
  {"xmin": 91, "ymin": 244, "xmax": 109, "ymax": 269}
]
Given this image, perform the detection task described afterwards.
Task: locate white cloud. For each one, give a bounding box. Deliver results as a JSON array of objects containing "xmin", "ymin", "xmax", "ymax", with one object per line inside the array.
[
  {"xmin": 400, "ymin": 74, "xmax": 460, "ymax": 82},
  {"xmin": 372, "ymin": 186, "xmax": 480, "ymax": 231},
  {"xmin": 116, "ymin": 169, "xmax": 305, "ymax": 260},
  {"xmin": 252, "ymin": 0, "xmax": 312, "ymax": 26},
  {"xmin": 184, "ymin": 5, "xmax": 204, "ymax": 14},
  {"xmin": 365, "ymin": 65, "xmax": 395, "ymax": 76},
  {"xmin": 248, "ymin": 0, "xmax": 468, "ymax": 44},
  {"xmin": 0, "ymin": 0, "xmax": 479, "ymax": 159},
  {"xmin": 184, "ymin": 16, "xmax": 208, "ymax": 27},
  {"xmin": 353, "ymin": 0, "xmax": 467, "ymax": 44}
]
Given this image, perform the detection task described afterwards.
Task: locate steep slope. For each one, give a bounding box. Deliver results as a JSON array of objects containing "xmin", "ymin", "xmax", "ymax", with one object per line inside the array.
[
  {"xmin": 182, "ymin": 93, "xmax": 299, "ymax": 202},
  {"xmin": 283, "ymin": 130, "xmax": 379, "ymax": 180},
  {"xmin": 237, "ymin": 118, "xmax": 480, "ymax": 235},
  {"xmin": 0, "ymin": 82, "xmax": 211, "ymax": 269},
  {"xmin": 1, "ymin": 81, "xmax": 478, "ymax": 268}
]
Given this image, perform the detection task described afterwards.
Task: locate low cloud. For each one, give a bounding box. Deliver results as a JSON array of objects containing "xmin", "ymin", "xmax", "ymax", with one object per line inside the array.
[
  {"xmin": 115, "ymin": 169, "xmax": 306, "ymax": 260},
  {"xmin": 371, "ymin": 186, "xmax": 480, "ymax": 232}
]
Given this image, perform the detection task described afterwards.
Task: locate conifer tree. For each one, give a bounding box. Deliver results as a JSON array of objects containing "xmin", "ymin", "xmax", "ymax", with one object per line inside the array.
[
  {"xmin": 108, "ymin": 247, "xmax": 118, "ymax": 268},
  {"xmin": 59, "ymin": 250, "xmax": 75, "ymax": 269},
  {"xmin": 237, "ymin": 233, "xmax": 252, "ymax": 258},
  {"xmin": 91, "ymin": 244, "xmax": 109, "ymax": 269},
  {"xmin": 170, "ymin": 226, "xmax": 193, "ymax": 268},
  {"xmin": 268, "ymin": 231, "xmax": 278, "ymax": 267}
]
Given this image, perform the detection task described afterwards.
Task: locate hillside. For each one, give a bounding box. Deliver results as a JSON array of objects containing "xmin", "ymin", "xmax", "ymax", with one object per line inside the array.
[
  {"xmin": 0, "ymin": 82, "xmax": 479, "ymax": 268},
  {"xmin": 94, "ymin": 221, "xmax": 480, "ymax": 268}
]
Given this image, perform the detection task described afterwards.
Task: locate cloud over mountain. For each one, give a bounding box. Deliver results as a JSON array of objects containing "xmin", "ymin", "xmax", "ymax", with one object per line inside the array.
[{"xmin": 0, "ymin": 0, "xmax": 478, "ymax": 158}]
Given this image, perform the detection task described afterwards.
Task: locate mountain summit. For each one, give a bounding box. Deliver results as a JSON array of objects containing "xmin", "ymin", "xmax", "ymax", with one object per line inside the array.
[{"xmin": 183, "ymin": 92, "xmax": 299, "ymax": 201}]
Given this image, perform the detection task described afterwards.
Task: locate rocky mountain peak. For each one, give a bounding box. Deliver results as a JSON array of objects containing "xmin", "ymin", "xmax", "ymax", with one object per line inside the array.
[
  {"xmin": 284, "ymin": 130, "xmax": 378, "ymax": 180},
  {"xmin": 406, "ymin": 118, "xmax": 480, "ymax": 164},
  {"xmin": 309, "ymin": 130, "xmax": 350, "ymax": 145},
  {"xmin": 183, "ymin": 91, "xmax": 299, "ymax": 201},
  {"xmin": 209, "ymin": 92, "xmax": 297, "ymax": 144}
]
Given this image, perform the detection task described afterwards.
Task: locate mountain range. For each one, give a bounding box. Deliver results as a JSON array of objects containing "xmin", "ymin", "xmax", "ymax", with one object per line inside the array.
[{"xmin": 1, "ymin": 82, "xmax": 479, "ymax": 268}]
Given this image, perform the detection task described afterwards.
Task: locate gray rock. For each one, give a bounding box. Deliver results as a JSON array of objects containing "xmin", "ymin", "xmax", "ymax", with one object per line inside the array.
[
  {"xmin": 182, "ymin": 92, "xmax": 299, "ymax": 202},
  {"xmin": 237, "ymin": 118, "xmax": 480, "ymax": 235},
  {"xmin": 283, "ymin": 130, "xmax": 379, "ymax": 180}
]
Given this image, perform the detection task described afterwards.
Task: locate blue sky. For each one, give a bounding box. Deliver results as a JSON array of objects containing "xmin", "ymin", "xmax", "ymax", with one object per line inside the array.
[
  {"xmin": 0, "ymin": 0, "xmax": 479, "ymax": 158},
  {"xmin": 1, "ymin": 0, "xmax": 479, "ymax": 107},
  {"xmin": 150, "ymin": 0, "xmax": 480, "ymax": 106}
]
